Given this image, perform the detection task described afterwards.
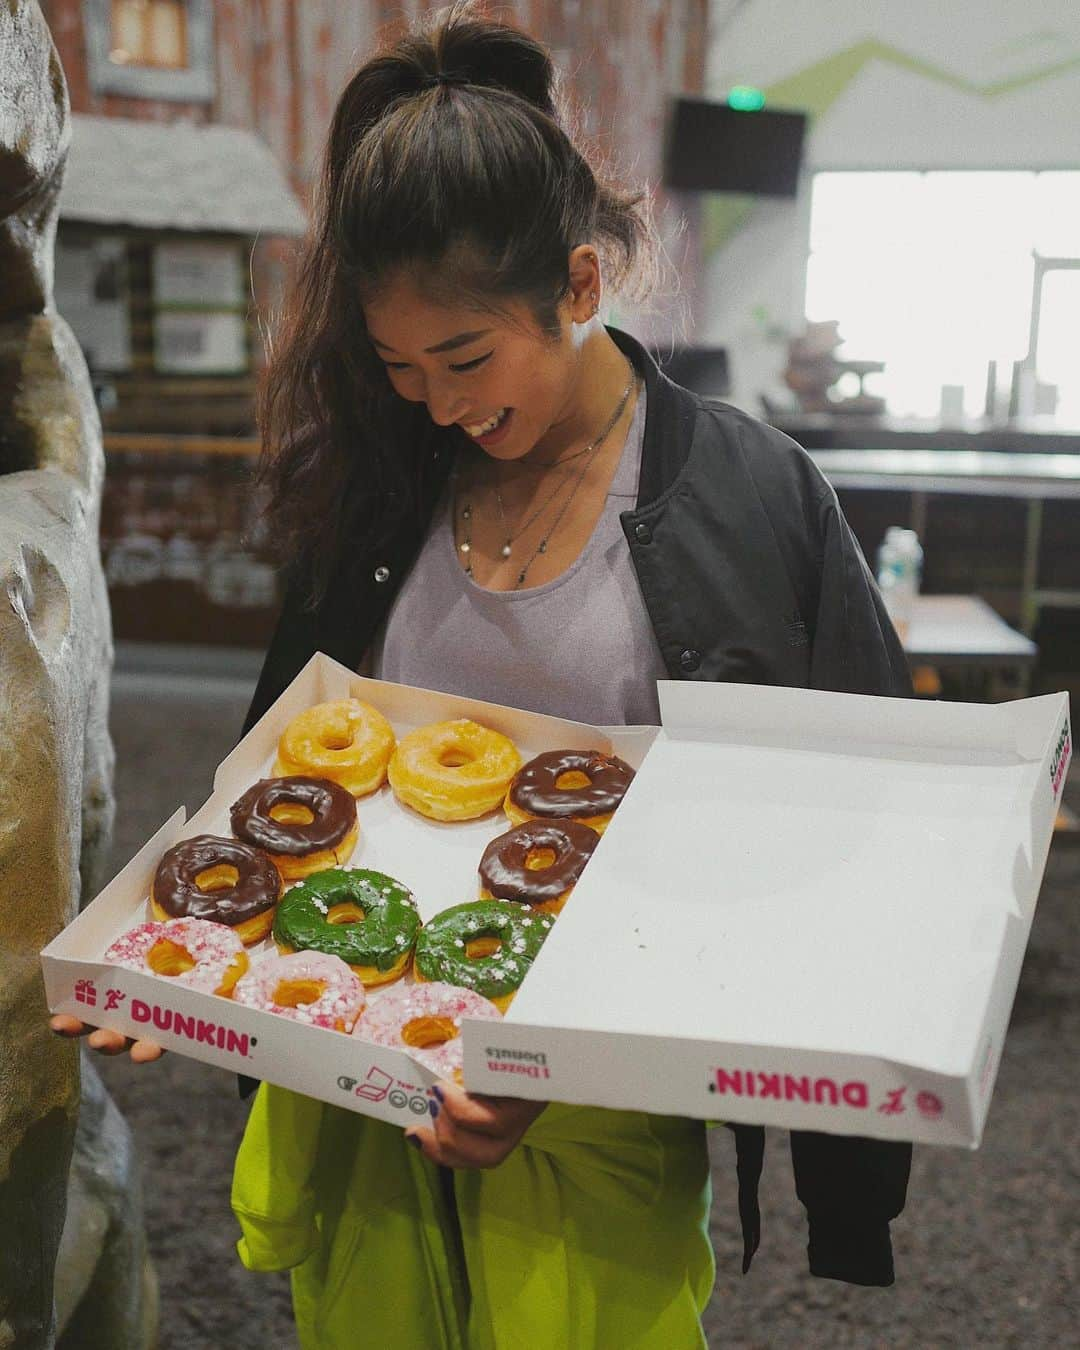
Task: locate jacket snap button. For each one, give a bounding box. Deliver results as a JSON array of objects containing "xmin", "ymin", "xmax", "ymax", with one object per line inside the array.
[
  {"xmin": 634, "ymin": 523, "xmax": 652, "ymax": 544},
  {"xmin": 374, "ymin": 566, "xmax": 390, "ymax": 583},
  {"xmin": 679, "ymin": 648, "xmax": 701, "ymax": 673}
]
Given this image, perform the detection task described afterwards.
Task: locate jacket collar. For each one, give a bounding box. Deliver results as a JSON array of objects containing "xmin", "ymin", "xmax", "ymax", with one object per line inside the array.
[{"xmin": 606, "ymin": 326, "xmax": 702, "ymax": 511}]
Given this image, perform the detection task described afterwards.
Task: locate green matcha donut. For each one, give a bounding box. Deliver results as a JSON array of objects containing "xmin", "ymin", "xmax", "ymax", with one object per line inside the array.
[
  {"xmin": 273, "ymin": 867, "xmax": 420, "ymax": 987},
  {"xmin": 414, "ymin": 899, "xmax": 555, "ymax": 1008}
]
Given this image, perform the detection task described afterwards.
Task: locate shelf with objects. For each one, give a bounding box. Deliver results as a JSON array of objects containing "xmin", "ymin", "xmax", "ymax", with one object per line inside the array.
[{"xmin": 100, "ymin": 440, "xmax": 278, "ymax": 648}]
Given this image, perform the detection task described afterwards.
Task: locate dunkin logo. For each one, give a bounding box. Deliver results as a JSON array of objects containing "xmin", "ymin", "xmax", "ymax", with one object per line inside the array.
[
  {"xmin": 708, "ymin": 1067, "xmax": 869, "ymax": 1109},
  {"xmin": 1050, "ymin": 719, "xmax": 1071, "ymax": 799},
  {"xmin": 130, "ymin": 998, "xmax": 253, "ymax": 1058}
]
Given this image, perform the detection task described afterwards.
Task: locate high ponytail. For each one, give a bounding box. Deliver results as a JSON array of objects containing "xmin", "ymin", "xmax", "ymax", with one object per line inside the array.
[{"xmin": 257, "ymin": 0, "xmax": 658, "ymax": 603}]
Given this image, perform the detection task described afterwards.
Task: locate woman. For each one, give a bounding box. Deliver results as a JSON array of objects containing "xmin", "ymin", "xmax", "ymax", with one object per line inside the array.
[{"xmin": 56, "ymin": 4, "xmax": 911, "ymax": 1346}]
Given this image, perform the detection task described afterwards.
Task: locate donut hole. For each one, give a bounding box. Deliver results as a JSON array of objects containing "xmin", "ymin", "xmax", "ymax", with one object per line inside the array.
[
  {"xmin": 326, "ymin": 902, "xmax": 366, "ymax": 926},
  {"xmin": 320, "ymin": 732, "xmax": 354, "ymax": 751},
  {"xmin": 465, "ymin": 935, "xmax": 502, "ymax": 960},
  {"xmin": 147, "ymin": 939, "xmax": 197, "ymax": 978},
  {"xmin": 438, "ymin": 746, "xmax": 474, "ymax": 769},
  {"xmin": 402, "ymin": 1015, "xmax": 458, "ymax": 1048},
  {"xmin": 269, "ymin": 803, "xmax": 316, "ymax": 826},
  {"xmin": 194, "ymin": 864, "xmax": 240, "ymax": 893},
  {"xmin": 273, "ymin": 978, "xmax": 327, "ymax": 1009},
  {"xmin": 555, "ymin": 770, "xmax": 592, "ymax": 790},
  {"xmin": 524, "ymin": 847, "xmax": 558, "ymax": 871}
]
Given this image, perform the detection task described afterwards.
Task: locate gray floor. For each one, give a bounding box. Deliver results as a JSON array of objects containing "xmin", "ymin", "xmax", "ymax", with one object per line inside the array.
[{"xmin": 97, "ymin": 650, "xmax": 1080, "ymax": 1349}]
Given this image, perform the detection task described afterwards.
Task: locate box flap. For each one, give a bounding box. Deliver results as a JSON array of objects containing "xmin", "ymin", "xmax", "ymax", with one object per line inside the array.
[
  {"xmin": 503, "ymin": 684, "xmax": 1065, "ymax": 1080},
  {"xmin": 657, "ymin": 680, "xmax": 1060, "ymax": 761}
]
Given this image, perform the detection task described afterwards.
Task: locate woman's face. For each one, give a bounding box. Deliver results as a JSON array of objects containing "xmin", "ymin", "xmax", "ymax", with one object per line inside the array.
[{"xmin": 362, "ymin": 273, "xmax": 589, "ymax": 463}]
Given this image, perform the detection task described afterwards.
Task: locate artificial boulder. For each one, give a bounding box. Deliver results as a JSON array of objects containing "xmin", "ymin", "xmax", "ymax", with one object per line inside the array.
[{"xmin": 0, "ymin": 4, "xmax": 152, "ymax": 1347}]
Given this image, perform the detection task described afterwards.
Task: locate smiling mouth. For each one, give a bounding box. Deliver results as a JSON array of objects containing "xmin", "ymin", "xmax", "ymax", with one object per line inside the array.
[{"xmin": 462, "ymin": 408, "xmax": 509, "ymax": 437}]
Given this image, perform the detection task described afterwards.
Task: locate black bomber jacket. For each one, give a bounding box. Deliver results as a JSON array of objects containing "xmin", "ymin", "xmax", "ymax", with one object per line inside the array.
[{"xmin": 242, "ymin": 328, "xmax": 913, "ymax": 1287}]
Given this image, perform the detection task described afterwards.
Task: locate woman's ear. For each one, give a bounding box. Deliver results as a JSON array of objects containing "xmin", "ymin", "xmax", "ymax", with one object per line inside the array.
[{"xmin": 567, "ymin": 245, "xmax": 602, "ymax": 324}]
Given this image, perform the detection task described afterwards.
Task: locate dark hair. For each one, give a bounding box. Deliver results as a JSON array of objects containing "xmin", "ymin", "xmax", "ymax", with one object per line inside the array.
[{"xmin": 256, "ymin": 0, "xmax": 658, "ymax": 604}]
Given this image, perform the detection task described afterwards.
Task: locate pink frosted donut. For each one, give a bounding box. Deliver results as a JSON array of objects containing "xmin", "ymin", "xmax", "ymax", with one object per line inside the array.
[
  {"xmin": 354, "ymin": 980, "xmax": 501, "ymax": 1080},
  {"xmin": 233, "ymin": 950, "xmax": 365, "ymax": 1032},
  {"xmin": 103, "ymin": 918, "xmax": 248, "ymax": 997}
]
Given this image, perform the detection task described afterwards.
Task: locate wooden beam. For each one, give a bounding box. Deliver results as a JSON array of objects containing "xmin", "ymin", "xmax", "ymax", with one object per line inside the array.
[{"xmin": 104, "ymin": 432, "xmax": 259, "ymax": 457}]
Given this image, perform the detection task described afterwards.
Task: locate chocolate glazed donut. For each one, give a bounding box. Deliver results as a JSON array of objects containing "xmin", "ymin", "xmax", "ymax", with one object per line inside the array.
[
  {"xmin": 508, "ymin": 751, "xmax": 635, "ymax": 819},
  {"xmin": 153, "ymin": 834, "xmax": 281, "ymax": 926},
  {"xmin": 230, "ymin": 776, "xmax": 356, "ymax": 856},
  {"xmin": 480, "ymin": 819, "xmax": 599, "ymax": 906}
]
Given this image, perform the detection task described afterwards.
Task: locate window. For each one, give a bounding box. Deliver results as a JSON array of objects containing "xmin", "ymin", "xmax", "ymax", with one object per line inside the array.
[
  {"xmin": 805, "ymin": 171, "xmax": 1080, "ymax": 425},
  {"xmin": 83, "ymin": 0, "xmax": 213, "ymax": 102},
  {"xmin": 109, "ymin": 0, "xmax": 188, "ymax": 71},
  {"xmin": 152, "ymin": 241, "xmax": 248, "ymax": 375},
  {"xmin": 54, "ymin": 231, "xmax": 133, "ymax": 373}
]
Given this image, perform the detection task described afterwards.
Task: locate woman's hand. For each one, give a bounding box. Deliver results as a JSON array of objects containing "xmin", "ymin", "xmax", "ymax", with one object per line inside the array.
[
  {"xmin": 405, "ymin": 1081, "xmax": 547, "ymax": 1169},
  {"xmin": 49, "ymin": 1014, "xmax": 165, "ymax": 1063}
]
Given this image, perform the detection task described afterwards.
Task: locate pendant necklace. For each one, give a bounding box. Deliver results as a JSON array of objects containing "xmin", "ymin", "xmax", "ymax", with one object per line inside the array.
[{"xmin": 458, "ymin": 362, "xmax": 638, "ymax": 588}]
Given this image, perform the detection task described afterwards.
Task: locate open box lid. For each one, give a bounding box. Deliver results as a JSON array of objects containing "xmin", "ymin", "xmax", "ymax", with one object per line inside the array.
[{"xmin": 467, "ymin": 681, "xmax": 1069, "ymax": 1139}]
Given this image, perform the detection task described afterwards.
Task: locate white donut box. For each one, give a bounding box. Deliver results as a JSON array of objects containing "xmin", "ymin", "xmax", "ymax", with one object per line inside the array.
[{"xmin": 42, "ymin": 652, "xmax": 1070, "ymax": 1147}]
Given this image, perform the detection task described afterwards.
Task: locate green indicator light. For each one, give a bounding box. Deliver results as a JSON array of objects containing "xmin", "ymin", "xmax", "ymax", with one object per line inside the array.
[{"xmin": 727, "ymin": 86, "xmax": 766, "ymax": 111}]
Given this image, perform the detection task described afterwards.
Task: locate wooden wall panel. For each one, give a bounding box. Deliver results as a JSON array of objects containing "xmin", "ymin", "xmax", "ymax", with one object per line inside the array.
[
  {"xmin": 248, "ymin": 0, "xmax": 293, "ymax": 185},
  {"xmin": 215, "ymin": 0, "xmax": 258, "ymax": 131},
  {"xmin": 293, "ymin": 2, "xmax": 378, "ymax": 196},
  {"xmin": 295, "ymin": 1, "xmax": 334, "ymax": 193},
  {"xmin": 40, "ymin": 0, "xmax": 95, "ymax": 112}
]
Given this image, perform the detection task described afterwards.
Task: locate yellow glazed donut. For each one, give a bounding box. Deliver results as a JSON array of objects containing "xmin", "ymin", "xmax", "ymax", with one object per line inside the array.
[
  {"xmin": 274, "ymin": 698, "xmax": 396, "ymax": 797},
  {"xmin": 388, "ymin": 719, "xmax": 522, "ymax": 821}
]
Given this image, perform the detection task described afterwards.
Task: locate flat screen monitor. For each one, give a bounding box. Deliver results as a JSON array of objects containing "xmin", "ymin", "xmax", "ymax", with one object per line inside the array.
[{"xmin": 663, "ymin": 97, "xmax": 807, "ymax": 198}]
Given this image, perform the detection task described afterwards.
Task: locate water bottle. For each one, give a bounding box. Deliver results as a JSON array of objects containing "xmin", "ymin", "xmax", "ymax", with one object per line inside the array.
[{"xmin": 875, "ymin": 526, "xmax": 922, "ymax": 639}]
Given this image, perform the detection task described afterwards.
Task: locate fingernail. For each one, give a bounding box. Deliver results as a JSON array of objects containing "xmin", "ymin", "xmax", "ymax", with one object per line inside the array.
[
  {"xmin": 405, "ymin": 1132, "xmax": 422, "ymax": 1149},
  {"xmin": 429, "ymin": 1099, "xmax": 440, "ymax": 1120},
  {"xmin": 432, "ymin": 1084, "xmax": 444, "ymax": 1102}
]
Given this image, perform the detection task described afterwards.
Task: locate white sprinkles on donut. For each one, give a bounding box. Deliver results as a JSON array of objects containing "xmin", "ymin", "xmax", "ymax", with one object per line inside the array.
[
  {"xmin": 233, "ymin": 950, "xmax": 366, "ymax": 1032},
  {"xmin": 354, "ymin": 980, "xmax": 501, "ymax": 1078},
  {"xmin": 103, "ymin": 918, "xmax": 246, "ymax": 995}
]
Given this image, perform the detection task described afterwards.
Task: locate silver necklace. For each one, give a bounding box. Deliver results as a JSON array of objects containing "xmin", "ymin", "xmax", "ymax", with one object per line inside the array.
[{"xmin": 459, "ymin": 363, "xmax": 637, "ymax": 588}]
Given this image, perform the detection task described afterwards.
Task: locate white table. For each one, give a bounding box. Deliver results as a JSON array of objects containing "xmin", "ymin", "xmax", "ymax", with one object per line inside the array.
[{"xmin": 902, "ymin": 594, "xmax": 1038, "ymax": 668}]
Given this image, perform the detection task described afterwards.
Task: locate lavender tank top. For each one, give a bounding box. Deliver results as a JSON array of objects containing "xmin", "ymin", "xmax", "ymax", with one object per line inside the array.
[{"xmin": 372, "ymin": 389, "xmax": 667, "ymax": 726}]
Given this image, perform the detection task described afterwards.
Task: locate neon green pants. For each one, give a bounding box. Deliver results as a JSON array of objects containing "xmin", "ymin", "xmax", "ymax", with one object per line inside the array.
[{"xmin": 232, "ymin": 1084, "xmax": 714, "ymax": 1349}]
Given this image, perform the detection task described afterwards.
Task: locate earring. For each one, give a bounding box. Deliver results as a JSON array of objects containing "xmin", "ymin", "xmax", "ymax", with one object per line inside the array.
[{"xmin": 589, "ymin": 291, "xmax": 599, "ymax": 317}]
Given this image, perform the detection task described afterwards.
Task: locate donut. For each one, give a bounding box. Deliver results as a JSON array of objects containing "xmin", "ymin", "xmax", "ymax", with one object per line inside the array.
[
  {"xmin": 478, "ymin": 818, "xmax": 599, "ymax": 916},
  {"xmin": 103, "ymin": 917, "xmax": 248, "ymax": 997},
  {"xmin": 413, "ymin": 900, "xmax": 554, "ymax": 1012},
  {"xmin": 230, "ymin": 776, "xmax": 358, "ymax": 881},
  {"xmin": 274, "ymin": 698, "xmax": 396, "ymax": 797},
  {"xmin": 273, "ymin": 867, "xmax": 420, "ymax": 988},
  {"xmin": 505, "ymin": 750, "xmax": 635, "ymax": 832},
  {"xmin": 232, "ymin": 950, "xmax": 366, "ymax": 1032},
  {"xmin": 353, "ymin": 980, "xmax": 501, "ymax": 1082},
  {"xmin": 150, "ymin": 834, "xmax": 282, "ymax": 945},
  {"xmin": 387, "ymin": 719, "xmax": 522, "ymax": 821}
]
